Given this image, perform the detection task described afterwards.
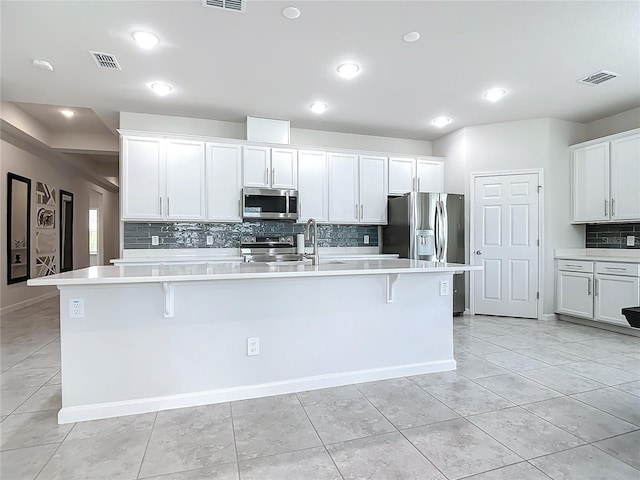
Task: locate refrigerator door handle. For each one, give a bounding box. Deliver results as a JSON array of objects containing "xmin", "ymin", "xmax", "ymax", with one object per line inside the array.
[
  {"xmin": 434, "ymin": 200, "xmax": 442, "ymax": 260},
  {"xmin": 439, "ymin": 199, "xmax": 448, "ymax": 262}
]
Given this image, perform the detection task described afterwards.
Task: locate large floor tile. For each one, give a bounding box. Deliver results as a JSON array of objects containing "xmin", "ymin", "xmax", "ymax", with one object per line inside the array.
[
  {"xmin": 297, "ymin": 385, "xmax": 394, "ymax": 444},
  {"xmin": 519, "ymin": 366, "xmax": 606, "ymax": 395},
  {"xmin": 550, "ymin": 342, "xmax": 620, "ymax": 359},
  {"xmin": 0, "ymin": 443, "xmax": 57, "ymax": 480},
  {"xmin": 455, "ymin": 335, "xmax": 509, "ymax": 355},
  {"xmin": 38, "ymin": 430, "xmax": 150, "ymax": 480},
  {"xmin": 233, "ymin": 397, "xmax": 321, "ymax": 460},
  {"xmin": 357, "ymin": 377, "xmax": 458, "ymax": 429},
  {"xmin": 522, "ymin": 396, "xmax": 637, "ymax": 442},
  {"xmin": 615, "ymin": 380, "xmax": 640, "ymax": 397},
  {"xmin": 239, "ymin": 447, "xmax": 341, "ymax": 480},
  {"xmin": 0, "ymin": 386, "xmax": 38, "ymax": 415},
  {"xmin": 579, "ymin": 337, "xmax": 640, "ymax": 355},
  {"xmin": 531, "ymin": 445, "xmax": 639, "ymax": 480},
  {"xmin": 327, "ymin": 432, "xmax": 446, "ymax": 480},
  {"xmin": 0, "ymin": 410, "xmax": 73, "ymax": 450},
  {"xmin": 408, "ymin": 370, "xmax": 468, "ymax": 388},
  {"xmin": 515, "ymin": 345, "xmax": 584, "ymax": 365},
  {"xmin": 475, "ymin": 374, "xmax": 562, "ymax": 405},
  {"xmin": 455, "ymin": 356, "xmax": 511, "ymax": 380},
  {"xmin": 0, "ymin": 342, "xmax": 47, "ymax": 370},
  {"xmin": 0, "ymin": 367, "xmax": 59, "ymax": 389},
  {"xmin": 423, "ymin": 380, "xmax": 514, "ymax": 416},
  {"xmin": 14, "ymin": 385, "xmax": 61, "ymax": 414},
  {"xmin": 595, "ymin": 354, "xmax": 640, "ymax": 375},
  {"xmin": 480, "ymin": 351, "xmax": 550, "ymax": 372},
  {"xmin": 560, "ymin": 361, "xmax": 638, "ymax": 385},
  {"xmin": 467, "ymin": 407, "xmax": 583, "ymax": 459},
  {"xmin": 593, "ymin": 430, "xmax": 640, "ymax": 470},
  {"xmin": 403, "ymin": 418, "xmax": 521, "ymax": 480},
  {"xmin": 10, "ymin": 350, "xmax": 60, "ymax": 370},
  {"xmin": 483, "ymin": 335, "xmax": 540, "ymax": 350},
  {"xmin": 139, "ymin": 404, "xmax": 236, "ymax": 478},
  {"xmin": 65, "ymin": 412, "xmax": 156, "ymax": 441},
  {"xmin": 139, "ymin": 463, "xmax": 239, "ymax": 479},
  {"xmin": 231, "ymin": 393, "xmax": 298, "ymax": 417},
  {"xmin": 572, "ymin": 387, "xmax": 640, "ymax": 426},
  {"xmin": 462, "ymin": 462, "xmax": 551, "ymax": 480}
]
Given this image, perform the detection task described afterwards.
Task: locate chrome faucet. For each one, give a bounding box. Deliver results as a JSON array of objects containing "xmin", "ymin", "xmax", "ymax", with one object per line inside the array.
[{"xmin": 304, "ymin": 218, "xmax": 319, "ymax": 266}]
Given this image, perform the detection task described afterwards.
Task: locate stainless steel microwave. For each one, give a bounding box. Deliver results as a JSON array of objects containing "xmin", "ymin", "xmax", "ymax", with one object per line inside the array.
[{"xmin": 242, "ymin": 188, "xmax": 299, "ymax": 220}]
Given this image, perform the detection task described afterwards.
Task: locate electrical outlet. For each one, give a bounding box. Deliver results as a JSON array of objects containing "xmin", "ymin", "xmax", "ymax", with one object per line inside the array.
[
  {"xmin": 247, "ymin": 337, "xmax": 259, "ymax": 356},
  {"xmin": 69, "ymin": 298, "xmax": 84, "ymax": 318},
  {"xmin": 206, "ymin": 235, "xmax": 214, "ymax": 245},
  {"xmin": 151, "ymin": 235, "xmax": 159, "ymax": 246},
  {"xmin": 439, "ymin": 280, "xmax": 450, "ymax": 296},
  {"xmin": 627, "ymin": 235, "xmax": 636, "ymax": 247},
  {"xmin": 363, "ymin": 235, "xmax": 370, "ymax": 245}
]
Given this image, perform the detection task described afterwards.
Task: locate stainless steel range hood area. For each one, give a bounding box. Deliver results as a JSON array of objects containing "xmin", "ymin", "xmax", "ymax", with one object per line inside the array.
[{"xmin": 246, "ymin": 116, "xmax": 290, "ymax": 144}]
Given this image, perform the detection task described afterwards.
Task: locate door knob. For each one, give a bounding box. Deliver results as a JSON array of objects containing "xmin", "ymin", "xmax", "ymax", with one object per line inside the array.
[{"xmin": 475, "ymin": 250, "xmax": 482, "ymax": 255}]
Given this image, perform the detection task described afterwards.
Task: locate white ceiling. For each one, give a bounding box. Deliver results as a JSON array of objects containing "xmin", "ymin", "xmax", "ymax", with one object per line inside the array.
[{"xmin": 1, "ymin": 0, "xmax": 639, "ymax": 142}]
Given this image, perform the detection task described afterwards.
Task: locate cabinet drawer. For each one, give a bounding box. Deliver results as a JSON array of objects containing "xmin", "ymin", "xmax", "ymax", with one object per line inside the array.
[
  {"xmin": 557, "ymin": 260, "xmax": 594, "ymax": 273},
  {"xmin": 595, "ymin": 262, "xmax": 640, "ymax": 277}
]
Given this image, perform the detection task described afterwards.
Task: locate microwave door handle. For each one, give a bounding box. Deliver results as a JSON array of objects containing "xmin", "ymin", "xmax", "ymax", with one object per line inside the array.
[{"xmin": 285, "ymin": 192, "xmax": 290, "ymax": 214}]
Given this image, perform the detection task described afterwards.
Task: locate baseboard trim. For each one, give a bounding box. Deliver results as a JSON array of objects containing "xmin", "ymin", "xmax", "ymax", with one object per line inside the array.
[
  {"xmin": 0, "ymin": 291, "xmax": 59, "ymax": 315},
  {"xmin": 58, "ymin": 359, "xmax": 456, "ymax": 424},
  {"xmin": 557, "ymin": 315, "xmax": 639, "ymax": 337},
  {"xmin": 540, "ymin": 313, "xmax": 558, "ymax": 322}
]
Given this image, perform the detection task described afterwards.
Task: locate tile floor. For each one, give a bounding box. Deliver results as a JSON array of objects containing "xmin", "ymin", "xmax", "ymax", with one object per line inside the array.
[{"xmin": 1, "ymin": 297, "xmax": 639, "ymax": 479}]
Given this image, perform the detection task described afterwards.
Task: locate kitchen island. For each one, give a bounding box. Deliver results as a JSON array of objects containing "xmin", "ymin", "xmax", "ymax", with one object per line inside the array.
[{"xmin": 29, "ymin": 259, "xmax": 480, "ymax": 423}]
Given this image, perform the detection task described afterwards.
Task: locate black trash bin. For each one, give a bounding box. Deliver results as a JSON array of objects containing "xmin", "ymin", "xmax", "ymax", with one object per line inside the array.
[{"xmin": 622, "ymin": 307, "xmax": 640, "ymax": 328}]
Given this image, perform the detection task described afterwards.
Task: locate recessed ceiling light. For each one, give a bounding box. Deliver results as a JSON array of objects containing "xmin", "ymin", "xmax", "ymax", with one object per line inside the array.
[
  {"xmin": 147, "ymin": 81, "xmax": 173, "ymax": 96},
  {"xmin": 337, "ymin": 63, "xmax": 360, "ymax": 79},
  {"xmin": 403, "ymin": 32, "xmax": 420, "ymax": 43},
  {"xmin": 431, "ymin": 117, "xmax": 452, "ymax": 128},
  {"xmin": 310, "ymin": 102, "xmax": 328, "ymax": 114},
  {"xmin": 59, "ymin": 109, "xmax": 75, "ymax": 118},
  {"xmin": 483, "ymin": 88, "xmax": 506, "ymax": 101},
  {"xmin": 32, "ymin": 59, "xmax": 54, "ymax": 71},
  {"xmin": 282, "ymin": 6, "xmax": 300, "ymax": 19},
  {"xmin": 132, "ymin": 31, "xmax": 159, "ymax": 49}
]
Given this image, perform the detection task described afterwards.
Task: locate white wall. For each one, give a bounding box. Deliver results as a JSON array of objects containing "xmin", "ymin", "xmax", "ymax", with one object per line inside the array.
[
  {"xmin": 583, "ymin": 107, "xmax": 640, "ymax": 141},
  {"xmin": 120, "ymin": 112, "xmax": 433, "ymax": 156},
  {"xmin": 1, "ymin": 139, "xmax": 119, "ymax": 312}
]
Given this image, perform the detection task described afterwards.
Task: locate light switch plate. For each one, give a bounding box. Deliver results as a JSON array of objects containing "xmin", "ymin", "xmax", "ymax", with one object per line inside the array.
[
  {"xmin": 627, "ymin": 235, "xmax": 635, "ymax": 247},
  {"xmin": 151, "ymin": 235, "xmax": 159, "ymax": 246}
]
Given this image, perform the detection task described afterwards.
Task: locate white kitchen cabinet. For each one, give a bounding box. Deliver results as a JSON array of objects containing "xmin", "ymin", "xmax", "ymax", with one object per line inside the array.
[
  {"xmin": 242, "ymin": 146, "xmax": 297, "ymax": 189},
  {"xmin": 329, "ymin": 153, "xmax": 359, "ymax": 223},
  {"xmin": 206, "ymin": 143, "xmax": 242, "ymax": 222},
  {"xmin": 389, "ymin": 156, "xmax": 444, "ymax": 195},
  {"xmin": 571, "ymin": 131, "xmax": 640, "ymax": 223},
  {"xmin": 121, "ymin": 136, "xmax": 206, "ymax": 221},
  {"xmin": 165, "ymin": 140, "xmax": 206, "ymax": 220},
  {"xmin": 594, "ymin": 274, "xmax": 640, "ymax": 326},
  {"xmin": 359, "ymin": 155, "xmax": 388, "ymax": 224},
  {"xmin": 121, "ymin": 136, "xmax": 164, "ymax": 220},
  {"xmin": 610, "ymin": 134, "xmax": 640, "ymax": 221},
  {"xmin": 298, "ymin": 150, "xmax": 328, "ymax": 222},
  {"xmin": 556, "ymin": 270, "xmax": 594, "ymax": 318}
]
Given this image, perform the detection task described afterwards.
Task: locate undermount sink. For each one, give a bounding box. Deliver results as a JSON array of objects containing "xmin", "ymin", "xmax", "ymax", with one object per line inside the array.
[{"xmin": 321, "ymin": 260, "xmax": 345, "ymax": 265}]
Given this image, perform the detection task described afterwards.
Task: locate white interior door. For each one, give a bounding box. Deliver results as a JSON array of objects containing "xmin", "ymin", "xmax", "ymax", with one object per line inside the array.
[{"xmin": 473, "ymin": 173, "xmax": 539, "ymax": 318}]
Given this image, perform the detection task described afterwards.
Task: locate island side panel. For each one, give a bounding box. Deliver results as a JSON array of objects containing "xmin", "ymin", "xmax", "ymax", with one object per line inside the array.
[{"xmin": 58, "ymin": 272, "xmax": 454, "ymax": 422}]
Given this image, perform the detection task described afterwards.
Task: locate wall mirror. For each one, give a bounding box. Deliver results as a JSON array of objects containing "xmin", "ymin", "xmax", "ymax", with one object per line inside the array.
[
  {"xmin": 7, "ymin": 173, "xmax": 31, "ymax": 284},
  {"xmin": 60, "ymin": 190, "xmax": 74, "ymax": 272}
]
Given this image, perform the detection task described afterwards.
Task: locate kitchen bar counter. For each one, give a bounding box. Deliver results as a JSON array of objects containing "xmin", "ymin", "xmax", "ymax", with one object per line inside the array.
[{"xmin": 30, "ymin": 260, "xmax": 480, "ymax": 424}]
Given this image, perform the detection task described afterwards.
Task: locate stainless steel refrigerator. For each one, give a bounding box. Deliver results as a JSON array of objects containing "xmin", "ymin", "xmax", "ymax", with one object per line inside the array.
[{"xmin": 382, "ymin": 193, "xmax": 466, "ymax": 314}]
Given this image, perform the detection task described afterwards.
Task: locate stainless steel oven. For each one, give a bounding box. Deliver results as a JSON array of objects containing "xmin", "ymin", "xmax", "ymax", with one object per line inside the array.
[
  {"xmin": 240, "ymin": 235, "xmax": 303, "ymax": 263},
  {"xmin": 242, "ymin": 188, "xmax": 299, "ymax": 221}
]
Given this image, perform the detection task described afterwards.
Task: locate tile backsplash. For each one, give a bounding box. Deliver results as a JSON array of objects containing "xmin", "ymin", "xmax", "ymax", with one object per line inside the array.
[
  {"xmin": 123, "ymin": 221, "xmax": 379, "ymax": 250},
  {"xmin": 586, "ymin": 223, "xmax": 640, "ymax": 249}
]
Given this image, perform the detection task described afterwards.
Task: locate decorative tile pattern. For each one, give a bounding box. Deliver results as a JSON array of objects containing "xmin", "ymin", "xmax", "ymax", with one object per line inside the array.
[
  {"xmin": 123, "ymin": 221, "xmax": 379, "ymax": 249},
  {"xmin": 586, "ymin": 222, "xmax": 640, "ymax": 249}
]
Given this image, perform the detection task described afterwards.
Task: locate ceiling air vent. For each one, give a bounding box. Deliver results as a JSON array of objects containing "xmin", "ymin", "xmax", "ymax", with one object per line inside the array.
[
  {"xmin": 202, "ymin": 0, "xmax": 246, "ymax": 12},
  {"xmin": 89, "ymin": 51, "xmax": 121, "ymax": 70},
  {"xmin": 577, "ymin": 70, "xmax": 620, "ymax": 85}
]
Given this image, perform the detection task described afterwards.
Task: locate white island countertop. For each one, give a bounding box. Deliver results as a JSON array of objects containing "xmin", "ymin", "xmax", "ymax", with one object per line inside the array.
[{"xmin": 29, "ymin": 259, "xmax": 481, "ymax": 286}]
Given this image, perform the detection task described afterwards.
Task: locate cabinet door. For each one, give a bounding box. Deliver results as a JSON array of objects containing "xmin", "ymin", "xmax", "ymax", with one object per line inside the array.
[
  {"xmin": 388, "ymin": 157, "xmax": 416, "ymax": 195},
  {"xmin": 207, "ymin": 143, "xmax": 242, "ymax": 222},
  {"xmin": 121, "ymin": 136, "xmax": 164, "ymax": 220},
  {"xmin": 298, "ymin": 150, "xmax": 328, "ymax": 222},
  {"xmin": 416, "ymin": 159, "xmax": 444, "ymax": 192},
  {"xmin": 359, "ymin": 155, "xmax": 388, "ymax": 224},
  {"xmin": 610, "ymin": 134, "xmax": 640, "ymax": 221},
  {"xmin": 328, "ymin": 153, "xmax": 359, "ymax": 223},
  {"xmin": 165, "ymin": 140, "xmax": 206, "ymax": 220},
  {"xmin": 572, "ymin": 143, "xmax": 610, "ymax": 223},
  {"xmin": 243, "ymin": 146, "xmax": 270, "ymax": 187},
  {"xmin": 595, "ymin": 275, "xmax": 640, "ymax": 326},
  {"xmin": 556, "ymin": 271, "xmax": 593, "ymax": 318},
  {"xmin": 271, "ymin": 148, "xmax": 298, "ymax": 189}
]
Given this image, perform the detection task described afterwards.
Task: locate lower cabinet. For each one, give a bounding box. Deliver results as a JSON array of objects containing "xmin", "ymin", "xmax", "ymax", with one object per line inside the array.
[
  {"xmin": 556, "ymin": 271, "xmax": 594, "ymax": 318},
  {"xmin": 594, "ymin": 274, "xmax": 640, "ymax": 326}
]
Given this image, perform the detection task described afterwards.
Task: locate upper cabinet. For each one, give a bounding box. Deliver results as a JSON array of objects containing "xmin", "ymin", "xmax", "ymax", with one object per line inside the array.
[
  {"xmin": 298, "ymin": 150, "xmax": 328, "ymax": 223},
  {"xmin": 389, "ymin": 156, "xmax": 444, "ymax": 195},
  {"xmin": 121, "ymin": 136, "xmax": 206, "ymax": 221},
  {"xmin": 206, "ymin": 143, "xmax": 242, "ymax": 222},
  {"xmin": 242, "ymin": 146, "xmax": 297, "ymax": 189},
  {"xmin": 571, "ymin": 131, "xmax": 640, "ymax": 223}
]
